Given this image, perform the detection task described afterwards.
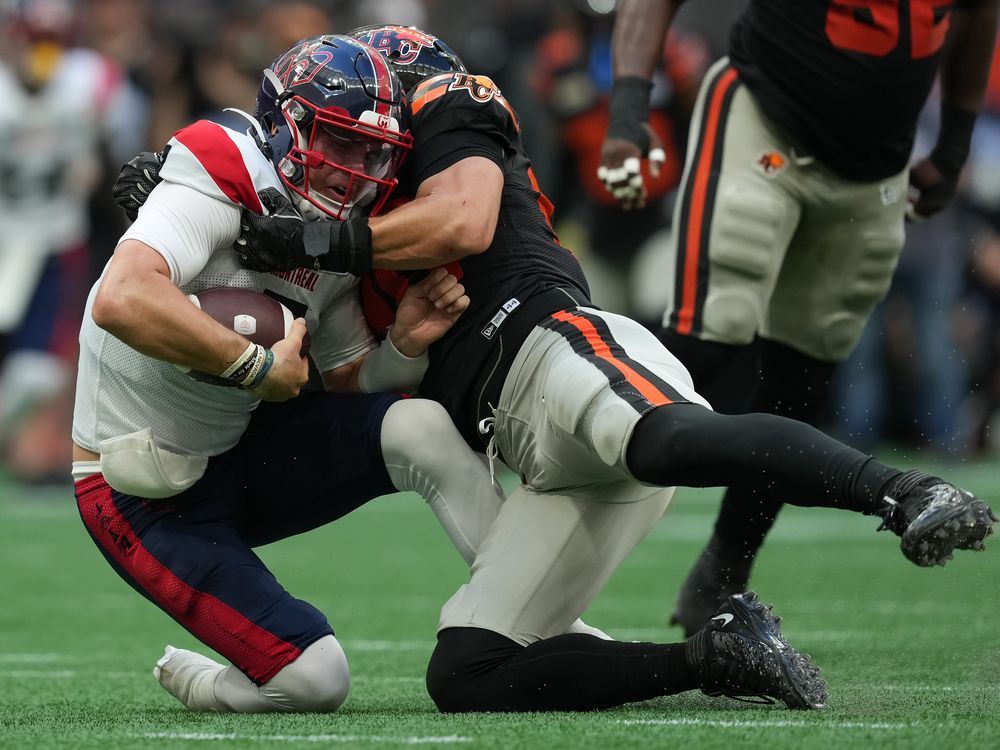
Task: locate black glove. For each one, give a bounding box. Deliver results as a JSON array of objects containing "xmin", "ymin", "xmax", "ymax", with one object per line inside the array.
[
  {"xmin": 112, "ymin": 146, "xmax": 169, "ymax": 220},
  {"xmin": 907, "ymin": 157, "xmax": 958, "ymax": 220},
  {"xmin": 236, "ymin": 187, "xmax": 373, "ymax": 276}
]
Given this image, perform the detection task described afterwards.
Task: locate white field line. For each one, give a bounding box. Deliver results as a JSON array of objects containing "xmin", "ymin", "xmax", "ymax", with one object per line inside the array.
[
  {"xmin": 620, "ymin": 718, "xmax": 909, "ymax": 730},
  {"xmin": 343, "ymin": 640, "xmax": 433, "ymax": 651},
  {"xmin": 0, "ymin": 653, "xmax": 61, "ymax": 663},
  {"xmin": 646, "ymin": 515, "xmax": 871, "ymax": 542},
  {"xmin": 2, "ymin": 669, "xmax": 426, "ymax": 684},
  {"xmin": 140, "ymin": 733, "xmax": 471, "ymax": 744},
  {"xmin": 1, "ymin": 670, "xmax": 138, "ymax": 678},
  {"xmin": 4, "ymin": 668, "xmax": 971, "ymax": 696}
]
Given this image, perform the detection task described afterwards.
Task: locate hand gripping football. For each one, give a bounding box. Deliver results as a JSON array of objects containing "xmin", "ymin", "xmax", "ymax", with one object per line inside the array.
[{"xmin": 183, "ymin": 287, "xmax": 306, "ymax": 385}]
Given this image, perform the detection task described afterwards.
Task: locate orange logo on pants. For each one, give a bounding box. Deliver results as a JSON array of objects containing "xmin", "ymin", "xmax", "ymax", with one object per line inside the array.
[{"xmin": 755, "ymin": 151, "xmax": 787, "ymax": 177}]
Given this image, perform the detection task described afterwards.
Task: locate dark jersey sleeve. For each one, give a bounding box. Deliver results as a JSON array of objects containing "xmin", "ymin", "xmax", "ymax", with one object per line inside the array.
[{"xmin": 403, "ymin": 73, "xmax": 521, "ymax": 189}]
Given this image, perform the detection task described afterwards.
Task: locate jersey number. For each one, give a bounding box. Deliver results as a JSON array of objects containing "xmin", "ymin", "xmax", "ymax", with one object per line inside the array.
[{"xmin": 825, "ymin": 0, "xmax": 953, "ymax": 58}]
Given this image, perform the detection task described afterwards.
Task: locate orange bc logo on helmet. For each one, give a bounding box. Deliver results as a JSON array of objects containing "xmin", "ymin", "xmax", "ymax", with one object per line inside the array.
[
  {"xmin": 448, "ymin": 74, "xmax": 498, "ymax": 103},
  {"xmin": 755, "ymin": 150, "xmax": 787, "ymax": 177},
  {"xmin": 360, "ymin": 27, "xmax": 435, "ymax": 65}
]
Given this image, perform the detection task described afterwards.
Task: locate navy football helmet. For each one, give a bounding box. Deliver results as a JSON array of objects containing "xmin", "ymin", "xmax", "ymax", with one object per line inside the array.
[
  {"xmin": 255, "ymin": 34, "xmax": 412, "ymax": 221},
  {"xmin": 349, "ymin": 25, "xmax": 466, "ymax": 92}
]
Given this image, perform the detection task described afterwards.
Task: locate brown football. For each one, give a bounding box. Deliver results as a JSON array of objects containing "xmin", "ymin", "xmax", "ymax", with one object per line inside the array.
[
  {"xmin": 185, "ymin": 287, "xmax": 308, "ymax": 386},
  {"xmin": 189, "ymin": 287, "xmax": 293, "ymax": 348}
]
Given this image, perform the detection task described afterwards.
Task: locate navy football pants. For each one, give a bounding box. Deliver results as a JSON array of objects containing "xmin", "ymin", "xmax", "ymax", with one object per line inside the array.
[{"xmin": 75, "ymin": 391, "xmax": 399, "ymax": 684}]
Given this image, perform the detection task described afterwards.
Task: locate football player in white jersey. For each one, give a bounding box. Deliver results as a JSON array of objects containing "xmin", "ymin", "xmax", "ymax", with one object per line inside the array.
[
  {"xmin": 0, "ymin": 0, "xmax": 147, "ymax": 481},
  {"xmin": 72, "ymin": 34, "xmax": 533, "ymax": 714}
]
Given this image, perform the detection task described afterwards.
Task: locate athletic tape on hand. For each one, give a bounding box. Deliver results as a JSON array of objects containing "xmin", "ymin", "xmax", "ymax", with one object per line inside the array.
[{"xmin": 598, "ymin": 157, "xmax": 644, "ymax": 202}]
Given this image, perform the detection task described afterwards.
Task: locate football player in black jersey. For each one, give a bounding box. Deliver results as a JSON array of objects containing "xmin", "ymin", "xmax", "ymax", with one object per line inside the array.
[
  {"xmin": 114, "ymin": 25, "xmax": 996, "ymax": 714},
  {"xmin": 599, "ymin": 0, "xmax": 999, "ymax": 635}
]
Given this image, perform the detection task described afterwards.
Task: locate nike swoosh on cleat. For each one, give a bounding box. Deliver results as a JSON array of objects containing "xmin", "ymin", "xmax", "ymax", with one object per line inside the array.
[{"xmin": 711, "ymin": 613, "xmax": 735, "ymax": 627}]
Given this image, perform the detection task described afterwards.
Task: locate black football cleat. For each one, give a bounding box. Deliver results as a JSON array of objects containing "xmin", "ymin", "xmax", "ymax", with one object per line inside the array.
[
  {"xmin": 685, "ymin": 591, "xmax": 827, "ymax": 710},
  {"xmin": 670, "ymin": 537, "xmax": 752, "ymax": 638},
  {"xmin": 876, "ymin": 471, "xmax": 998, "ymax": 567}
]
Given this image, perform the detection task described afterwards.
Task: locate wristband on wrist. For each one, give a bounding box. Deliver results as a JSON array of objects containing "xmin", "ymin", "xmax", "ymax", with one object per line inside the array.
[
  {"xmin": 218, "ymin": 342, "xmax": 273, "ymax": 389},
  {"xmin": 357, "ymin": 326, "xmax": 429, "ymax": 394},
  {"xmin": 607, "ymin": 76, "xmax": 654, "ymax": 152},
  {"xmin": 244, "ymin": 348, "xmax": 275, "ymax": 390},
  {"xmin": 930, "ymin": 102, "xmax": 977, "ymax": 180},
  {"xmin": 220, "ymin": 342, "xmax": 259, "ymax": 382},
  {"xmin": 302, "ymin": 217, "xmax": 373, "ymax": 276}
]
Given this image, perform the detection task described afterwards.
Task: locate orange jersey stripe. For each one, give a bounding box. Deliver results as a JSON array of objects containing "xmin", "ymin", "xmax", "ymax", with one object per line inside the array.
[
  {"xmin": 677, "ymin": 67, "xmax": 739, "ymax": 336},
  {"xmin": 526, "ymin": 166, "xmax": 557, "ymax": 234},
  {"xmin": 551, "ymin": 310, "xmax": 673, "ymax": 407},
  {"xmin": 411, "ymin": 82, "xmax": 450, "ymax": 115}
]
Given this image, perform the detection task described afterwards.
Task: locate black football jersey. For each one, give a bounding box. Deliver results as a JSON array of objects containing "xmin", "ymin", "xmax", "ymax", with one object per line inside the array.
[
  {"xmin": 363, "ymin": 72, "xmax": 591, "ymax": 448},
  {"xmin": 730, "ymin": 0, "xmax": 960, "ymax": 181}
]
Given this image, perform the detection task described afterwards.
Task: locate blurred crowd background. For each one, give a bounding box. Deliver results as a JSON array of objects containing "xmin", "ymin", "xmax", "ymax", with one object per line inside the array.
[{"xmin": 3, "ymin": 0, "xmax": 1000, "ymax": 485}]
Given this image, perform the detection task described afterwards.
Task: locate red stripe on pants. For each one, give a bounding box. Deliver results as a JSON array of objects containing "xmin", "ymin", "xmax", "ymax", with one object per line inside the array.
[{"xmin": 74, "ymin": 474, "xmax": 301, "ymax": 684}]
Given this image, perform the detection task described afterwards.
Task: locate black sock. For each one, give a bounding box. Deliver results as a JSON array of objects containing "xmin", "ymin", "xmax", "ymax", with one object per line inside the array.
[
  {"xmin": 427, "ymin": 628, "xmax": 695, "ymax": 712},
  {"xmin": 657, "ymin": 329, "xmax": 760, "ymax": 414},
  {"xmin": 712, "ymin": 339, "xmax": 838, "ymax": 553},
  {"xmin": 627, "ymin": 404, "xmax": 902, "ymax": 515}
]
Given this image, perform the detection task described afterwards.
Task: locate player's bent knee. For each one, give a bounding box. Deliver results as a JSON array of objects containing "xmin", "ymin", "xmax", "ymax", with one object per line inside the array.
[
  {"xmin": 381, "ymin": 398, "xmax": 454, "ymax": 457},
  {"xmin": 426, "ymin": 628, "xmax": 523, "ymax": 713},
  {"xmin": 263, "ymin": 635, "xmax": 350, "ymax": 712},
  {"xmin": 699, "ymin": 289, "xmax": 763, "ymax": 344},
  {"xmin": 626, "ymin": 403, "xmax": 722, "ymax": 485}
]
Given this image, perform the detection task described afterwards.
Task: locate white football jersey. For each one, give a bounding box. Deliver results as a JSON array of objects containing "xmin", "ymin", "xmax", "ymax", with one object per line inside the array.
[
  {"xmin": 0, "ymin": 48, "xmax": 145, "ymax": 252},
  {"xmin": 73, "ymin": 116, "xmax": 375, "ymax": 457}
]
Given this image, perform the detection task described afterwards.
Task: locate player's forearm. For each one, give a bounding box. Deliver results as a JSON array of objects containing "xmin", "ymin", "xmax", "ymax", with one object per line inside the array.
[
  {"xmin": 930, "ymin": 0, "xmax": 997, "ymax": 177},
  {"xmin": 368, "ymin": 193, "xmax": 492, "ymax": 270},
  {"xmin": 323, "ymin": 329, "xmax": 429, "ymax": 394},
  {"xmin": 940, "ymin": 0, "xmax": 998, "ymax": 112},
  {"xmin": 612, "ymin": 0, "xmax": 688, "ymax": 80},
  {"xmin": 93, "ymin": 245, "xmax": 249, "ymax": 373}
]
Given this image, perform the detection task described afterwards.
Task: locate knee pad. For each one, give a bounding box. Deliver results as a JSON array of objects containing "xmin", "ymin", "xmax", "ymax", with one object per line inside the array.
[
  {"xmin": 692, "ymin": 183, "xmax": 790, "ymax": 345},
  {"xmin": 261, "ymin": 635, "xmax": 350, "ymax": 712},
  {"xmin": 772, "ymin": 229, "xmax": 903, "ymax": 361}
]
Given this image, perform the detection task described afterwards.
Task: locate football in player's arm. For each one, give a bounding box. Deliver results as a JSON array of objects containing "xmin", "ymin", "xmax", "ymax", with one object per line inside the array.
[
  {"xmin": 115, "ymin": 26, "xmax": 997, "ymax": 716},
  {"xmin": 73, "ymin": 35, "xmax": 515, "ymax": 715}
]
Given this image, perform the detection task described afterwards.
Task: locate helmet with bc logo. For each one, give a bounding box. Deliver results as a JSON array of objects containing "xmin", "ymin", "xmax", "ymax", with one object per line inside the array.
[{"xmin": 349, "ymin": 24, "xmax": 466, "ymax": 92}]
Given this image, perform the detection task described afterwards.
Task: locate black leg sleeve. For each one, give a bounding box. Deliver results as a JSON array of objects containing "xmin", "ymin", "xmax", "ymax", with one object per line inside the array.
[
  {"xmin": 625, "ymin": 403, "xmax": 900, "ymax": 515},
  {"xmin": 657, "ymin": 329, "xmax": 761, "ymax": 414},
  {"xmin": 712, "ymin": 339, "xmax": 838, "ymax": 552},
  {"xmin": 426, "ymin": 628, "xmax": 695, "ymax": 713}
]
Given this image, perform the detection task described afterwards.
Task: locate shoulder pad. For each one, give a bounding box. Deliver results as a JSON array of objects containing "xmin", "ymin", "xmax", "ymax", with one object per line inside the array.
[
  {"xmin": 410, "ymin": 72, "xmax": 520, "ymax": 141},
  {"xmin": 160, "ymin": 119, "xmax": 284, "ymax": 213}
]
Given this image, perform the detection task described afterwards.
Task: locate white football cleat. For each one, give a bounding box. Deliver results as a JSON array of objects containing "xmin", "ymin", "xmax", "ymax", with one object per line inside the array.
[{"xmin": 154, "ymin": 645, "xmax": 226, "ymax": 711}]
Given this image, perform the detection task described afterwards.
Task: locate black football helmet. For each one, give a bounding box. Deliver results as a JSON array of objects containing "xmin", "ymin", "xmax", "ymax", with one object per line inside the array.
[
  {"xmin": 349, "ymin": 25, "xmax": 466, "ymax": 92},
  {"xmin": 255, "ymin": 34, "xmax": 413, "ymax": 221}
]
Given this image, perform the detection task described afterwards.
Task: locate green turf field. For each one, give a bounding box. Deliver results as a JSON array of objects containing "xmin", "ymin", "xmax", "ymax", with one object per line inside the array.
[{"xmin": 1, "ymin": 456, "xmax": 998, "ymax": 749}]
